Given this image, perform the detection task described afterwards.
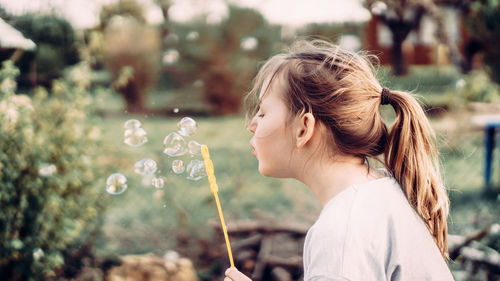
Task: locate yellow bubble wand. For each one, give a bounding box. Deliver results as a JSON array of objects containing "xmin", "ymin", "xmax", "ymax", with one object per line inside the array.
[{"xmin": 201, "ymin": 145, "xmax": 235, "ymax": 268}]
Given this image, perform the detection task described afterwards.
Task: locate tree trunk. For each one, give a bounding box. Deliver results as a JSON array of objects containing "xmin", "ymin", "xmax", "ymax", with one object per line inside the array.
[
  {"xmin": 382, "ymin": 6, "xmax": 425, "ymax": 76},
  {"xmin": 121, "ymin": 80, "xmax": 147, "ymax": 114},
  {"xmin": 391, "ymin": 30, "xmax": 408, "ymax": 76}
]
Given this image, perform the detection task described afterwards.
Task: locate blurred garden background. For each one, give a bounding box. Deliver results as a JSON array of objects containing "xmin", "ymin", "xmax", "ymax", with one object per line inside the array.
[{"xmin": 0, "ymin": 0, "xmax": 500, "ymax": 280}]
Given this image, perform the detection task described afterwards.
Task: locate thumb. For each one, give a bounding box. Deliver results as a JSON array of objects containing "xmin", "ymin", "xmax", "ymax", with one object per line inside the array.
[{"xmin": 225, "ymin": 267, "xmax": 252, "ymax": 281}]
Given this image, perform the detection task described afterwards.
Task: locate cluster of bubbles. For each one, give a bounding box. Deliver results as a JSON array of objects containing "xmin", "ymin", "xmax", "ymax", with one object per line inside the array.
[
  {"xmin": 105, "ymin": 117, "xmax": 207, "ymax": 195},
  {"xmin": 124, "ymin": 119, "xmax": 148, "ymax": 147}
]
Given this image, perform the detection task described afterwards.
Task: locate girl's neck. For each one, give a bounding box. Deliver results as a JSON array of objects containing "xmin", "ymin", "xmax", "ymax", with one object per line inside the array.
[{"xmin": 296, "ymin": 156, "xmax": 383, "ymax": 206}]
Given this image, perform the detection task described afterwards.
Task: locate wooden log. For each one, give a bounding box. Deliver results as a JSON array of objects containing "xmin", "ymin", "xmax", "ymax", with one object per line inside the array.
[
  {"xmin": 231, "ymin": 234, "xmax": 263, "ymax": 251},
  {"xmin": 459, "ymin": 242, "xmax": 500, "ymax": 273},
  {"xmin": 265, "ymin": 256, "xmax": 303, "ymax": 269},
  {"xmin": 235, "ymin": 249, "xmax": 257, "ymax": 263},
  {"xmin": 271, "ymin": 267, "xmax": 293, "ymax": 281},
  {"xmin": 449, "ymin": 225, "xmax": 491, "ymax": 260},
  {"xmin": 252, "ymin": 236, "xmax": 273, "ymax": 280}
]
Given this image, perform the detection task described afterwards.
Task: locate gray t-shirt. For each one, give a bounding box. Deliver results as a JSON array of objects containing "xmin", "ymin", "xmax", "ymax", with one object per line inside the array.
[{"xmin": 303, "ymin": 176, "xmax": 454, "ymax": 281}]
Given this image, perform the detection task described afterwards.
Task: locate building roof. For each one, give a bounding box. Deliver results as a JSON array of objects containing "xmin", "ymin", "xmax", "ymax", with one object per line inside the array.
[{"xmin": 0, "ymin": 17, "xmax": 36, "ymax": 50}]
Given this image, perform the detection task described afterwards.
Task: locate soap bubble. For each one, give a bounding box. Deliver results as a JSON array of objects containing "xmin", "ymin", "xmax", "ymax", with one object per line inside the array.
[
  {"xmin": 164, "ymin": 33, "xmax": 179, "ymax": 45},
  {"xmin": 172, "ymin": 159, "xmax": 185, "ymax": 174},
  {"xmin": 39, "ymin": 163, "xmax": 57, "ymax": 177},
  {"xmin": 186, "ymin": 159, "xmax": 206, "ymax": 181},
  {"xmin": 33, "ymin": 248, "xmax": 44, "ymax": 261},
  {"xmin": 177, "ymin": 117, "xmax": 196, "ymax": 137},
  {"xmin": 164, "ymin": 250, "xmax": 180, "ymax": 262},
  {"xmin": 162, "ymin": 49, "xmax": 179, "ymax": 65},
  {"xmin": 106, "ymin": 173, "xmax": 128, "ymax": 195},
  {"xmin": 186, "ymin": 31, "xmax": 199, "ymax": 41},
  {"xmin": 173, "ymin": 108, "xmax": 179, "ymax": 113},
  {"xmin": 124, "ymin": 119, "xmax": 141, "ymax": 129},
  {"xmin": 188, "ymin": 140, "xmax": 202, "ymax": 156},
  {"xmin": 193, "ymin": 80, "xmax": 204, "ymax": 88},
  {"xmin": 152, "ymin": 177, "xmax": 165, "ymax": 188},
  {"xmin": 134, "ymin": 158, "xmax": 158, "ymax": 176},
  {"xmin": 163, "ymin": 132, "xmax": 187, "ymax": 157},
  {"xmin": 240, "ymin": 36, "xmax": 258, "ymax": 51},
  {"xmin": 124, "ymin": 127, "xmax": 148, "ymax": 147},
  {"xmin": 455, "ymin": 78, "xmax": 466, "ymax": 89}
]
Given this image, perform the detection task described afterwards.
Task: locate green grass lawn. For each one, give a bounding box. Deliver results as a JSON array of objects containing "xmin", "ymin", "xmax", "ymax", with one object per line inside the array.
[{"xmin": 378, "ymin": 65, "xmax": 461, "ymax": 106}]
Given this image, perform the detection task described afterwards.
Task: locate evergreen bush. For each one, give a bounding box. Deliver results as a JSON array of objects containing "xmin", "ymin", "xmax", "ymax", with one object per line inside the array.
[{"xmin": 11, "ymin": 14, "xmax": 80, "ymax": 88}]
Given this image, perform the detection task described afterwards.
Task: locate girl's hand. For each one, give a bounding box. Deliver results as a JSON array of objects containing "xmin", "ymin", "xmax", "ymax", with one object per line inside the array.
[{"xmin": 224, "ymin": 267, "xmax": 252, "ymax": 281}]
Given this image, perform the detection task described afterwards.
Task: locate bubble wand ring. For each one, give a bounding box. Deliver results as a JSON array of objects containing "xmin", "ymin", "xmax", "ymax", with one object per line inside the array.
[{"xmin": 201, "ymin": 145, "xmax": 235, "ymax": 268}]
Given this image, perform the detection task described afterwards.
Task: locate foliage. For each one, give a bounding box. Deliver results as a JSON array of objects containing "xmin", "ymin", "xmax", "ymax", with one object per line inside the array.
[
  {"xmin": 161, "ymin": 5, "xmax": 282, "ymax": 115},
  {"xmin": 454, "ymin": 70, "xmax": 500, "ymax": 103},
  {"xmin": 11, "ymin": 14, "xmax": 80, "ymax": 88},
  {"xmin": 99, "ymin": 0, "xmax": 146, "ymax": 30},
  {"xmin": 0, "ymin": 61, "xmax": 106, "ymax": 280},
  {"xmin": 0, "ymin": 5, "xmax": 14, "ymax": 22},
  {"xmin": 102, "ymin": 16, "xmax": 160, "ymax": 113},
  {"xmin": 465, "ymin": 0, "xmax": 500, "ymax": 85},
  {"xmin": 297, "ymin": 22, "xmax": 365, "ymax": 43}
]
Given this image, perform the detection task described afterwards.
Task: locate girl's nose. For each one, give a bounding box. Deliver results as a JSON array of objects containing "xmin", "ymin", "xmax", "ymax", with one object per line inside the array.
[{"xmin": 247, "ymin": 117, "xmax": 257, "ymax": 134}]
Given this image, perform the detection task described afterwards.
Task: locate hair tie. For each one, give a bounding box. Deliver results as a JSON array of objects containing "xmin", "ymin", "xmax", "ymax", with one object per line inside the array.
[{"xmin": 381, "ymin": 88, "xmax": 391, "ymax": 105}]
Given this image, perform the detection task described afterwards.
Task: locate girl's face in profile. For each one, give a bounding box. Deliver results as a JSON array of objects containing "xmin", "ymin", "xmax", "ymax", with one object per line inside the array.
[{"xmin": 248, "ymin": 76, "xmax": 296, "ymax": 178}]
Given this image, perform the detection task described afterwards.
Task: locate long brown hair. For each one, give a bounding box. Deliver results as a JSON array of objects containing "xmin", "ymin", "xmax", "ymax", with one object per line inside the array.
[{"xmin": 246, "ymin": 39, "xmax": 450, "ymax": 259}]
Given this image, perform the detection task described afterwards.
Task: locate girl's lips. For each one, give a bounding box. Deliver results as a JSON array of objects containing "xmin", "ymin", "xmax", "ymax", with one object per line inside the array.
[{"xmin": 250, "ymin": 141, "xmax": 256, "ymax": 157}]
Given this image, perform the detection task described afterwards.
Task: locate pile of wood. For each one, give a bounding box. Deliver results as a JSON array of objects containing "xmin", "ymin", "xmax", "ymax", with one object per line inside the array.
[
  {"xmin": 211, "ymin": 220, "xmax": 310, "ymax": 281},
  {"xmin": 448, "ymin": 223, "xmax": 500, "ymax": 280}
]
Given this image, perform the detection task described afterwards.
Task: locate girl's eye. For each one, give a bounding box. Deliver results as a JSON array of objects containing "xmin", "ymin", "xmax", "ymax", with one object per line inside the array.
[{"xmin": 257, "ymin": 114, "xmax": 264, "ymax": 118}]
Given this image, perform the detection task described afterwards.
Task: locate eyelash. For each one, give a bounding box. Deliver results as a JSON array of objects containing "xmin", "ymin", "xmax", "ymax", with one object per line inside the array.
[{"xmin": 255, "ymin": 106, "xmax": 264, "ymax": 117}]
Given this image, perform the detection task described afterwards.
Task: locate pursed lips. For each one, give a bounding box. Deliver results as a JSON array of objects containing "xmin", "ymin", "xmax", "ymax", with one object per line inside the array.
[{"xmin": 249, "ymin": 141, "xmax": 257, "ymax": 157}]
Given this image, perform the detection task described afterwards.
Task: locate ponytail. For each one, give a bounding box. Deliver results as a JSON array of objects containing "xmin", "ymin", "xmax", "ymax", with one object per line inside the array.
[{"xmin": 383, "ymin": 90, "xmax": 450, "ymax": 260}]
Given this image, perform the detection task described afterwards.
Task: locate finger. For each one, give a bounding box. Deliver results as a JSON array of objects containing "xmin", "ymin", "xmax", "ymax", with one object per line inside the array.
[
  {"xmin": 223, "ymin": 278, "xmax": 232, "ymax": 281},
  {"xmin": 225, "ymin": 267, "xmax": 233, "ymax": 277},
  {"xmin": 225, "ymin": 267, "xmax": 252, "ymax": 281}
]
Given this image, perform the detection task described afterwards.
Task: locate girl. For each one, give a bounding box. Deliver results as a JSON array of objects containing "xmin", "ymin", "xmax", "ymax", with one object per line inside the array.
[{"xmin": 224, "ymin": 40, "xmax": 454, "ymax": 281}]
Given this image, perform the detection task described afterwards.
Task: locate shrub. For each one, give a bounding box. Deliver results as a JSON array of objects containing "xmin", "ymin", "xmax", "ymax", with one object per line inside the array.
[
  {"xmin": 0, "ymin": 61, "xmax": 106, "ymax": 280},
  {"xmin": 11, "ymin": 14, "xmax": 80, "ymax": 88},
  {"xmin": 161, "ymin": 5, "xmax": 282, "ymax": 115},
  {"xmin": 464, "ymin": 0, "xmax": 500, "ymax": 84},
  {"xmin": 455, "ymin": 70, "xmax": 500, "ymax": 103},
  {"xmin": 103, "ymin": 16, "xmax": 160, "ymax": 113}
]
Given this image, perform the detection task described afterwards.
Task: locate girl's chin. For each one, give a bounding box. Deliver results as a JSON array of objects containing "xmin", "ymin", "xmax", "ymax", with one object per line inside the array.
[
  {"xmin": 258, "ymin": 164, "xmax": 272, "ymax": 177},
  {"xmin": 258, "ymin": 164, "xmax": 289, "ymax": 178}
]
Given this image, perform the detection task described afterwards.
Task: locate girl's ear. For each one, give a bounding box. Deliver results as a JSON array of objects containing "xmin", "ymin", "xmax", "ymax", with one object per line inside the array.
[{"xmin": 296, "ymin": 112, "xmax": 316, "ymax": 149}]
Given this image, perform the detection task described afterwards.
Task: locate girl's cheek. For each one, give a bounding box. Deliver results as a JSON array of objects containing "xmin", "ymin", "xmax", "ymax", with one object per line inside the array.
[{"xmin": 255, "ymin": 127, "xmax": 272, "ymax": 138}]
